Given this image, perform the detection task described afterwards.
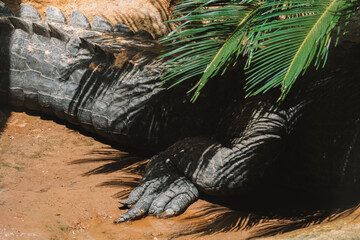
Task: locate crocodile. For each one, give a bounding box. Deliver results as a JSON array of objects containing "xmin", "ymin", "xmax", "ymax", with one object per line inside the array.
[{"xmin": 0, "ymin": 2, "xmax": 360, "ymax": 223}]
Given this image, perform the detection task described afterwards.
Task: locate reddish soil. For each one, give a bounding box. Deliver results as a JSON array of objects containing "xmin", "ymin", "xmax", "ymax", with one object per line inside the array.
[
  {"xmin": 0, "ymin": 109, "xmax": 250, "ymax": 240},
  {"xmin": 1, "ymin": 1, "xmax": 360, "ymax": 239},
  {"xmin": 1, "ymin": 109, "xmax": 360, "ymax": 240}
]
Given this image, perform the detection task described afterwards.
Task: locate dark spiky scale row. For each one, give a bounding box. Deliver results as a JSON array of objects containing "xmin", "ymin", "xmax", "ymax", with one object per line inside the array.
[
  {"xmin": 16, "ymin": 3, "xmax": 153, "ymax": 38},
  {"xmin": 8, "ymin": 17, "xmax": 32, "ymax": 34}
]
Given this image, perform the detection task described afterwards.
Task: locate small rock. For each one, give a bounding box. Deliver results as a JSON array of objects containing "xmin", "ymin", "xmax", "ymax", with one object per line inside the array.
[{"xmin": 152, "ymin": 232, "xmax": 162, "ymax": 237}]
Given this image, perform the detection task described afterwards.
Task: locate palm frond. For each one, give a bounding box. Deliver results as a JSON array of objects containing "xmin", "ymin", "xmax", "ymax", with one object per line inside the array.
[
  {"xmin": 245, "ymin": 0, "xmax": 359, "ymax": 100},
  {"xmin": 160, "ymin": 0, "xmax": 261, "ymax": 101},
  {"xmin": 160, "ymin": 0, "xmax": 359, "ymax": 101}
]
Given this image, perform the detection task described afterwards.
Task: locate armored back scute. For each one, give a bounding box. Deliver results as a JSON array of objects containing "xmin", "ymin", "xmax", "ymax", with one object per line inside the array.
[
  {"xmin": 69, "ymin": 10, "xmax": 91, "ymax": 29},
  {"xmin": 92, "ymin": 16, "xmax": 113, "ymax": 32},
  {"xmin": 19, "ymin": 4, "xmax": 41, "ymax": 20},
  {"xmin": 45, "ymin": 6, "xmax": 67, "ymax": 24}
]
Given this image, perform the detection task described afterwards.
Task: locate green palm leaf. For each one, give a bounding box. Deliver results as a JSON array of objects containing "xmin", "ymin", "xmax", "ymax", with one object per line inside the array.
[
  {"xmin": 161, "ymin": 0, "xmax": 359, "ymax": 101},
  {"xmin": 160, "ymin": 0, "xmax": 261, "ymax": 101},
  {"xmin": 245, "ymin": 0, "xmax": 359, "ymax": 100}
]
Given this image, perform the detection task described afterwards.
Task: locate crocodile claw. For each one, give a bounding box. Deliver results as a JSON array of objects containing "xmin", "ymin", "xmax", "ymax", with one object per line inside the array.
[{"xmin": 115, "ymin": 154, "xmax": 199, "ymax": 223}]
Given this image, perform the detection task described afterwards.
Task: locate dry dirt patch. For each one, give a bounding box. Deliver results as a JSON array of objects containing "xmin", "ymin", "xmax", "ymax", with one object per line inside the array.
[
  {"xmin": 0, "ymin": 111, "xmax": 360, "ymax": 240},
  {"xmin": 0, "ymin": 109, "xmax": 254, "ymax": 240}
]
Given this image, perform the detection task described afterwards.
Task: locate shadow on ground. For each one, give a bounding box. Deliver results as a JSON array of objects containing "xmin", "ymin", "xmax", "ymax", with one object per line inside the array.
[
  {"xmin": 71, "ymin": 148, "xmax": 148, "ymax": 199},
  {"xmin": 177, "ymin": 190, "xmax": 360, "ymax": 239},
  {"xmin": 0, "ymin": 0, "xmax": 22, "ymax": 134},
  {"xmin": 0, "ymin": 108, "xmax": 10, "ymax": 134},
  {"xmin": 71, "ymin": 148, "xmax": 360, "ymax": 239}
]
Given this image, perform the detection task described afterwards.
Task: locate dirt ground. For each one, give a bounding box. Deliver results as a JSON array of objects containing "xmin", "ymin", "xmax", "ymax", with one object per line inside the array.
[
  {"xmin": 0, "ymin": 108, "xmax": 244, "ymax": 240},
  {"xmin": 1, "ymin": 0, "xmax": 360, "ymax": 239},
  {"xmin": 1, "ymin": 109, "xmax": 360, "ymax": 240}
]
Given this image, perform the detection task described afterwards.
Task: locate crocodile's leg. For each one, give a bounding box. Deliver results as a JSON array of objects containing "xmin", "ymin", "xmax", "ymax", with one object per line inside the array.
[
  {"xmin": 116, "ymin": 39, "xmax": 360, "ymax": 222},
  {"xmin": 116, "ymin": 97, "xmax": 297, "ymax": 222}
]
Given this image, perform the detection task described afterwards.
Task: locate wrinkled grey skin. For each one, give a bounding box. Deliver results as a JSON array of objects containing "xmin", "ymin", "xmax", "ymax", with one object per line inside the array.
[{"xmin": 1, "ymin": 3, "xmax": 360, "ymax": 223}]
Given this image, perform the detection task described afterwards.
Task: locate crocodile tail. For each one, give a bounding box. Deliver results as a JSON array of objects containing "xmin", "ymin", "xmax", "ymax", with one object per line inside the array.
[{"xmin": 1, "ymin": 3, "xmax": 192, "ymax": 153}]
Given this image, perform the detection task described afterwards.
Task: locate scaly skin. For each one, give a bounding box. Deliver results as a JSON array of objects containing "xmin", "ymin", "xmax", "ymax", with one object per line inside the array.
[
  {"xmin": 116, "ymin": 40, "xmax": 360, "ymax": 221},
  {"xmin": 1, "ymin": 3, "xmax": 360, "ymax": 223},
  {"xmin": 117, "ymin": 98, "xmax": 293, "ymax": 221},
  {"xmin": 0, "ymin": 3, "xmax": 219, "ymax": 153}
]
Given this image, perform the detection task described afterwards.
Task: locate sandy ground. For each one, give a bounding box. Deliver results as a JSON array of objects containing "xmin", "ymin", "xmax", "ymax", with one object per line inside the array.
[
  {"xmin": 1, "ymin": 109, "xmax": 360, "ymax": 240},
  {"xmin": 1, "ymin": 0, "xmax": 360, "ymax": 239},
  {"xmin": 0, "ymin": 108, "xmax": 241, "ymax": 240},
  {"xmin": 1, "ymin": 110, "xmax": 360, "ymax": 240}
]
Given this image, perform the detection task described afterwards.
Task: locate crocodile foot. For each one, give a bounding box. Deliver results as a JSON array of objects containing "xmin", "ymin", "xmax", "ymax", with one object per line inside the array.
[{"xmin": 115, "ymin": 153, "xmax": 199, "ymax": 223}]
